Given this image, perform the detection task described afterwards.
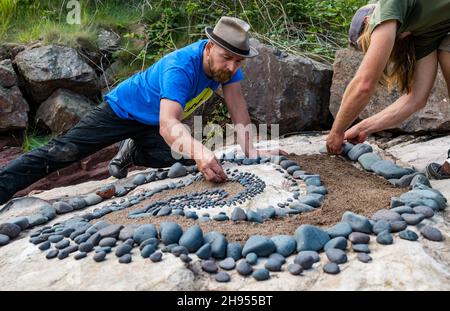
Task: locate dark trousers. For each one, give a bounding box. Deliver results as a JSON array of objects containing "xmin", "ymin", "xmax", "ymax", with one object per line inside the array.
[{"xmin": 0, "ymin": 102, "xmax": 194, "ymax": 204}]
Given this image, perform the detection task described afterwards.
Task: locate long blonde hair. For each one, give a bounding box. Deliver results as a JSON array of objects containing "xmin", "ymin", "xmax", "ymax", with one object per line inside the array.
[{"xmin": 358, "ymin": 22, "xmax": 416, "ymax": 94}]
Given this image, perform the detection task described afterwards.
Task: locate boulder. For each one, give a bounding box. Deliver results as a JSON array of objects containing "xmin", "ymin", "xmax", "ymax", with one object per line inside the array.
[
  {"xmin": 0, "ymin": 59, "xmax": 17, "ymax": 87},
  {"xmin": 14, "ymin": 45, "xmax": 99, "ymax": 103},
  {"xmin": 0, "ymin": 85, "xmax": 29, "ymax": 132},
  {"xmin": 35, "ymin": 89, "xmax": 96, "ymax": 134},
  {"xmin": 330, "ymin": 48, "xmax": 450, "ymax": 133},
  {"xmin": 240, "ymin": 39, "xmax": 332, "ymax": 135}
]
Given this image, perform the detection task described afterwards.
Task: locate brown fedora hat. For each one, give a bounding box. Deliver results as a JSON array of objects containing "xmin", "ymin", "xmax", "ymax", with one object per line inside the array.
[{"xmin": 205, "ymin": 16, "xmax": 258, "ymax": 58}]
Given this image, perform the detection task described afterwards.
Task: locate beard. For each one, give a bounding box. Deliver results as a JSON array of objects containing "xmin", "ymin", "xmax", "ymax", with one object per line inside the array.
[{"xmin": 208, "ymin": 57, "xmax": 232, "ymax": 83}]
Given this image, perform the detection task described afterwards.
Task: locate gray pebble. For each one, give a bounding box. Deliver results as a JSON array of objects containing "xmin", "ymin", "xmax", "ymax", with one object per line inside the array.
[
  {"xmin": 150, "ymin": 251, "xmax": 163, "ymax": 262},
  {"xmin": 288, "ymin": 263, "xmax": 303, "ymax": 275},
  {"xmin": 79, "ymin": 242, "xmax": 94, "ymax": 253},
  {"xmin": 215, "ymin": 271, "xmax": 231, "ymax": 282},
  {"xmin": 376, "ymin": 231, "xmax": 394, "ymax": 245},
  {"xmin": 55, "ymin": 239, "xmax": 70, "ymax": 249},
  {"xmin": 115, "ymin": 243, "xmax": 133, "ymax": 257},
  {"xmin": 94, "ymin": 251, "xmax": 107, "ymax": 262},
  {"xmin": 323, "ymin": 262, "xmax": 340, "ymax": 274},
  {"xmin": 265, "ymin": 258, "xmax": 283, "ymax": 271},
  {"xmin": 390, "ymin": 221, "xmax": 408, "ymax": 233},
  {"xmin": 236, "ymin": 260, "xmax": 253, "ymax": 276},
  {"xmin": 46, "ymin": 249, "xmax": 58, "ymax": 259},
  {"xmin": 179, "ymin": 253, "xmax": 192, "ymax": 263},
  {"xmin": 219, "ymin": 257, "xmax": 236, "ymax": 270},
  {"xmin": 99, "ymin": 237, "xmax": 117, "ymax": 247},
  {"xmin": 399, "ymin": 230, "xmax": 419, "ymax": 241},
  {"xmin": 0, "ymin": 234, "xmax": 10, "ymax": 246},
  {"xmin": 413, "ymin": 206, "xmax": 434, "ymax": 218},
  {"xmin": 357, "ymin": 253, "xmax": 372, "ymax": 263},
  {"xmin": 401, "ymin": 213, "xmax": 425, "ymax": 225},
  {"xmin": 352, "ymin": 244, "xmax": 370, "ymax": 253},
  {"xmin": 252, "ymin": 268, "xmax": 270, "ymax": 281},
  {"xmin": 326, "ymin": 248, "xmax": 347, "ymax": 264},
  {"xmin": 420, "ymin": 226, "xmax": 444, "ymax": 242},
  {"xmin": 38, "ymin": 241, "xmax": 51, "ymax": 251},
  {"xmin": 202, "ymin": 260, "xmax": 218, "ymax": 273},
  {"xmin": 119, "ymin": 254, "xmax": 132, "ymax": 264},
  {"xmin": 348, "ymin": 232, "xmax": 370, "ymax": 244},
  {"xmin": 74, "ymin": 252, "xmax": 87, "ymax": 260}
]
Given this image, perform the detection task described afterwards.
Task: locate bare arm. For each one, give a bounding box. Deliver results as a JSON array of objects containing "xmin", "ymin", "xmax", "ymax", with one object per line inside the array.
[
  {"xmin": 326, "ymin": 20, "xmax": 397, "ymax": 153},
  {"xmin": 159, "ymin": 98, "xmax": 227, "ymax": 182},
  {"xmin": 223, "ymin": 82, "xmax": 287, "ymax": 157},
  {"xmin": 346, "ymin": 51, "xmax": 438, "ymax": 140}
]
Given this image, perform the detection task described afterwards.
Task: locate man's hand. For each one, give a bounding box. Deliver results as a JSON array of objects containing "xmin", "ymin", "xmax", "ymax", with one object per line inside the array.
[
  {"xmin": 196, "ymin": 150, "xmax": 228, "ymax": 183},
  {"xmin": 344, "ymin": 125, "xmax": 369, "ymax": 145},
  {"xmin": 326, "ymin": 131, "xmax": 345, "ymax": 154}
]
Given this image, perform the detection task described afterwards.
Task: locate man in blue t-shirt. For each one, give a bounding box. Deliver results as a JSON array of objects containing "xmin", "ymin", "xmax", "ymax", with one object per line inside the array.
[{"xmin": 0, "ymin": 16, "xmax": 286, "ymax": 205}]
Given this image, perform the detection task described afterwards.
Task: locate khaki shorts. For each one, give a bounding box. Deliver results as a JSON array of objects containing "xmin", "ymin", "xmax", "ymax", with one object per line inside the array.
[{"xmin": 438, "ymin": 34, "xmax": 450, "ymax": 52}]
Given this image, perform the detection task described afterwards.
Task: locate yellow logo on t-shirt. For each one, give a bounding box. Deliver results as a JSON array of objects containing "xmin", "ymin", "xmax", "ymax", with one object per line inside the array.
[{"xmin": 182, "ymin": 87, "xmax": 213, "ymax": 119}]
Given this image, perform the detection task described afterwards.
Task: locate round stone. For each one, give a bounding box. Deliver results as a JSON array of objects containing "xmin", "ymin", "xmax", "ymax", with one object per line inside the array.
[
  {"xmin": 323, "ymin": 262, "xmax": 340, "ymax": 274},
  {"xmin": 252, "ymin": 268, "xmax": 270, "ymax": 281},
  {"xmin": 99, "ymin": 237, "xmax": 117, "ymax": 247},
  {"xmin": 168, "ymin": 162, "xmax": 187, "ymax": 178},
  {"xmin": 53, "ymin": 201, "xmax": 74, "ymax": 214},
  {"xmin": 94, "ymin": 251, "xmax": 107, "ymax": 262},
  {"xmin": 79, "ymin": 242, "xmax": 94, "ymax": 253},
  {"xmin": 74, "ymin": 252, "xmax": 87, "ymax": 260},
  {"xmin": 171, "ymin": 246, "xmax": 188, "ymax": 257},
  {"xmin": 132, "ymin": 174, "xmax": 146, "ymax": 186},
  {"xmin": 215, "ymin": 271, "xmax": 231, "ymax": 283},
  {"xmin": 55, "ymin": 239, "xmax": 70, "ymax": 249},
  {"xmin": 399, "ymin": 230, "xmax": 419, "ymax": 241},
  {"xmin": 271, "ymin": 235, "xmax": 296, "ymax": 257},
  {"xmin": 119, "ymin": 254, "xmax": 132, "ymax": 264},
  {"xmin": 265, "ymin": 258, "xmax": 283, "ymax": 272},
  {"xmin": 0, "ymin": 234, "xmax": 10, "ymax": 246},
  {"xmin": 160, "ymin": 221, "xmax": 183, "ymax": 245},
  {"xmin": 96, "ymin": 184, "xmax": 116, "ymax": 199},
  {"xmin": 349, "ymin": 232, "xmax": 370, "ymax": 244},
  {"xmin": 179, "ymin": 225, "xmax": 203, "ymax": 252},
  {"xmin": 179, "ymin": 253, "xmax": 192, "ymax": 263},
  {"xmin": 288, "ymin": 263, "xmax": 303, "ymax": 275},
  {"xmin": 84, "ymin": 193, "xmax": 103, "ymax": 206},
  {"xmin": 245, "ymin": 253, "xmax": 258, "ymax": 265},
  {"xmin": 420, "ymin": 226, "xmax": 444, "ymax": 242},
  {"xmin": 376, "ymin": 231, "xmax": 394, "ymax": 245},
  {"xmin": 352, "ymin": 244, "xmax": 370, "ymax": 253},
  {"xmin": 133, "ymin": 224, "xmax": 158, "ymax": 244},
  {"xmin": 401, "ymin": 213, "xmax": 425, "ymax": 225},
  {"xmin": 326, "ymin": 222, "xmax": 352, "ymax": 238},
  {"xmin": 38, "ymin": 241, "xmax": 51, "ymax": 251},
  {"xmin": 324, "ymin": 237, "xmax": 348, "ymax": 251},
  {"xmin": 48, "ymin": 234, "xmax": 64, "ymax": 243},
  {"xmin": 357, "ymin": 253, "xmax": 372, "ymax": 263},
  {"xmin": 219, "ymin": 257, "xmax": 236, "ymax": 270},
  {"xmin": 372, "ymin": 209, "xmax": 402, "ymax": 222},
  {"xmin": 46, "ymin": 249, "xmax": 59, "ymax": 259},
  {"xmin": 9, "ymin": 217, "xmax": 29, "ymax": 230},
  {"xmin": 390, "ymin": 221, "xmax": 408, "ymax": 233},
  {"xmin": 115, "ymin": 243, "xmax": 133, "ymax": 257},
  {"xmin": 326, "ymin": 248, "xmax": 347, "ymax": 264},
  {"xmin": 372, "ymin": 220, "xmax": 391, "ymax": 235},
  {"xmin": 141, "ymin": 244, "xmax": 157, "ymax": 258},
  {"xmin": 0, "ymin": 223, "xmax": 21, "ymax": 238},
  {"xmin": 150, "ymin": 251, "xmax": 163, "ymax": 262},
  {"xmin": 236, "ymin": 260, "xmax": 253, "ymax": 276},
  {"xmin": 294, "ymin": 252, "xmax": 314, "ymax": 270},
  {"xmin": 201, "ymin": 260, "xmax": 218, "ymax": 273},
  {"xmin": 413, "ymin": 206, "xmax": 434, "ymax": 218}
]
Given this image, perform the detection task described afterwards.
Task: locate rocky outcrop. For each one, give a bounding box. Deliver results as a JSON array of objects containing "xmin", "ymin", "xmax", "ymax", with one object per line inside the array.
[
  {"xmin": 14, "ymin": 45, "xmax": 99, "ymax": 103},
  {"xmin": 330, "ymin": 48, "xmax": 450, "ymax": 133},
  {"xmin": 0, "ymin": 59, "xmax": 29, "ymax": 133},
  {"xmin": 240, "ymin": 39, "xmax": 333, "ymax": 135},
  {"xmin": 35, "ymin": 89, "xmax": 96, "ymax": 134}
]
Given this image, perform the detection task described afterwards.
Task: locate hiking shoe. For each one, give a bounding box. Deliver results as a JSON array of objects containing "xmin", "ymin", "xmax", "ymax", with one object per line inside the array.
[
  {"xmin": 108, "ymin": 139, "xmax": 135, "ymax": 179},
  {"xmin": 425, "ymin": 162, "xmax": 450, "ymax": 180}
]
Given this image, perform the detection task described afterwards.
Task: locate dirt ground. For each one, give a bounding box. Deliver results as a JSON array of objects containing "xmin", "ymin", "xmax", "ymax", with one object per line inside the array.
[{"xmin": 96, "ymin": 154, "xmax": 406, "ymax": 243}]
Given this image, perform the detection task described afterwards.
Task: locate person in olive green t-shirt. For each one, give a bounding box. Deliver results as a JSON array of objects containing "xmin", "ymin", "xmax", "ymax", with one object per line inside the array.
[{"xmin": 326, "ymin": 0, "xmax": 450, "ymax": 179}]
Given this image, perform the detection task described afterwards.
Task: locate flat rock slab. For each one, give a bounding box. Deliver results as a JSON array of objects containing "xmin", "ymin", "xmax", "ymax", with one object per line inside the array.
[{"xmin": 0, "ymin": 135, "xmax": 448, "ymax": 290}]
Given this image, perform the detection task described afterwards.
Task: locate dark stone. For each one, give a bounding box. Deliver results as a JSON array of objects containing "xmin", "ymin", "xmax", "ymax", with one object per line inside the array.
[
  {"xmin": 294, "ymin": 224, "xmax": 330, "ymax": 252},
  {"xmin": 38, "ymin": 240, "xmax": 51, "ymax": 251},
  {"xmin": 48, "ymin": 234, "xmax": 64, "ymax": 243},
  {"xmin": 84, "ymin": 193, "xmax": 103, "ymax": 206},
  {"xmin": 323, "ymin": 262, "xmax": 340, "ymax": 274},
  {"xmin": 348, "ymin": 232, "xmax": 370, "ymax": 244},
  {"xmin": 399, "ymin": 230, "xmax": 419, "ymax": 241},
  {"xmin": 236, "ymin": 260, "xmax": 253, "ymax": 276},
  {"xmin": 219, "ymin": 257, "xmax": 236, "ymax": 270},
  {"xmin": 391, "ymin": 205, "xmax": 415, "ymax": 214},
  {"xmin": 371, "ymin": 160, "xmax": 414, "ymax": 179},
  {"xmin": 390, "ymin": 221, "xmax": 408, "ymax": 233},
  {"xmin": 179, "ymin": 253, "xmax": 192, "ymax": 263},
  {"xmin": 252, "ymin": 268, "xmax": 270, "ymax": 281},
  {"xmin": 179, "ymin": 225, "xmax": 204, "ymax": 252},
  {"xmin": 265, "ymin": 258, "xmax": 283, "ymax": 272},
  {"xmin": 141, "ymin": 244, "xmax": 157, "ymax": 258},
  {"xmin": 171, "ymin": 246, "xmax": 189, "ymax": 257},
  {"xmin": 401, "ymin": 213, "xmax": 424, "ymax": 225},
  {"xmin": 324, "ymin": 237, "xmax": 347, "ymax": 251},
  {"xmin": 53, "ymin": 201, "xmax": 74, "ymax": 214},
  {"xmin": 201, "ymin": 260, "xmax": 218, "ymax": 273},
  {"xmin": 46, "ymin": 249, "xmax": 59, "ymax": 259},
  {"xmin": 372, "ymin": 209, "xmax": 402, "ymax": 222},
  {"xmin": 94, "ymin": 251, "xmax": 107, "ymax": 262},
  {"xmin": 119, "ymin": 254, "xmax": 132, "ymax": 264},
  {"xmin": 358, "ymin": 152, "xmax": 382, "ymax": 171},
  {"xmin": 79, "ymin": 242, "xmax": 94, "ymax": 253},
  {"xmin": 412, "ymin": 206, "xmax": 434, "ymax": 218},
  {"xmin": 357, "ymin": 253, "xmax": 372, "ymax": 263},
  {"xmin": 245, "ymin": 253, "xmax": 258, "ymax": 265},
  {"xmin": 195, "ymin": 243, "xmax": 212, "ymax": 260},
  {"xmin": 9, "ymin": 217, "xmax": 29, "ymax": 230},
  {"xmin": 168, "ymin": 162, "xmax": 187, "ymax": 178},
  {"xmin": 132, "ymin": 174, "xmax": 146, "ymax": 185},
  {"xmin": 99, "ymin": 237, "xmax": 117, "ymax": 247},
  {"xmin": 0, "ymin": 223, "xmax": 21, "ymax": 238},
  {"xmin": 215, "ymin": 271, "xmax": 231, "ymax": 283},
  {"xmin": 326, "ymin": 222, "xmax": 352, "ymax": 238},
  {"xmin": 280, "ymin": 160, "xmax": 298, "ymax": 170},
  {"xmin": 68, "ymin": 197, "xmax": 87, "ymax": 210},
  {"xmin": 0, "ymin": 234, "xmax": 10, "ymax": 246},
  {"xmin": 57, "ymin": 249, "xmax": 70, "ymax": 260},
  {"xmin": 294, "ymin": 252, "xmax": 314, "ymax": 269},
  {"xmin": 347, "ymin": 144, "xmax": 373, "ymax": 161},
  {"xmin": 288, "ymin": 263, "xmax": 303, "ymax": 275},
  {"xmin": 115, "ymin": 243, "xmax": 133, "ymax": 257},
  {"xmin": 74, "ymin": 252, "xmax": 87, "ymax": 260},
  {"xmin": 226, "ymin": 243, "xmax": 242, "ymax": 261},
  {"xmin": 376, "ymin": 230, "xmax": 394, "ymax": 245},
  {"xmin": 342, "ymin": 211, "xmax": 372, "ymax": 234},
  {"xmin": 27, "ymin": 214, "xmax": 48, "ymax": 227},
  {"xmin": 160, "ymin": 221, "xmax": 183, "ymax": 245},
  {"xmin": 372, "ymin": 220, "xmax": 391, "ymax": 235},
  {"xmin": 242, "ymin": 235, "xmax": 276, "ymax": 257},
  {"xmin": 352, "ymin": 244, "xmax": 370, "ymax": 253},
  {"xmin": 326, "ymin": 248, "xmax": 347, "ymax": 264},
  {"xmin": 150, "ymin": 251, "xmax": 163, "ymax": 262},
  {"xmin": 204, "ymin": 231, "xmax": 228, "ymax": 259},
  {"xmin": 55, "ymin": 239, "xmax": 70, "ymax": 249},
  {"xmin": 133, "ymin": 224, "xmax": 158, "ymax": 244},
  {"xmin": 270, "ymin": 235, "xmax": 296, "ymax": 257},
  {"xmin": 420, "ymin": 226, "xmax": 444, "ymax": 241}
]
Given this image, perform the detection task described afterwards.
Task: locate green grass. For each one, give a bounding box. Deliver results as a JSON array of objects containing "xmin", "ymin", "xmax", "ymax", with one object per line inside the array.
[{"xmin": 21, "ymin": 131, "xmax": 53, "ymax": 152}]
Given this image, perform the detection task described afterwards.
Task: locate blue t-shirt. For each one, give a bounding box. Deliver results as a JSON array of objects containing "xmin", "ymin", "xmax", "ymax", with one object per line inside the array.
[{"xmin": 104, "ymin": 39, "xmax": 243, "ymax": 125}]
